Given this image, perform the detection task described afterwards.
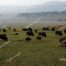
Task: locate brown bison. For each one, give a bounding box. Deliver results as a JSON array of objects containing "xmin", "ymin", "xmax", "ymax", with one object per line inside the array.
[{"xmin": 59, "ymin": 37, "xmax": 66, "ymax": 47}]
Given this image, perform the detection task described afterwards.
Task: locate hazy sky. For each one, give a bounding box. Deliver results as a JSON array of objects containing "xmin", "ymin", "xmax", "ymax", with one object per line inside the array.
[{"xmin": 0, "ymin": 0, "xmax": 66, "ymax": 6}]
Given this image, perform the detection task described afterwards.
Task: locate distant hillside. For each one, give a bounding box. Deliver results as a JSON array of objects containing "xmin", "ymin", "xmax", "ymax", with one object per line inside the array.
[{"xmin": 18, "ymin": 11, "xmax": 66, "ymax": 21}]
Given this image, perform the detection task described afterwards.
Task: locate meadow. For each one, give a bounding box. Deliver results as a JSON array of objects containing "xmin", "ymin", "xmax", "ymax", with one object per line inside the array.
[{"xmin": 0, "ymin": 25, "xmax": 66, "ymax": 66}]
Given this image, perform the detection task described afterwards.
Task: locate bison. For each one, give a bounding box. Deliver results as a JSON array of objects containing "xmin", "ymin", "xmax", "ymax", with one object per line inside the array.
[
  {"xmin": 36, "ymin": 36, "xmax": 41, "ymax": 40},
  {"xmin": 64, "ymin": 29, "xmax": 66, "ymax": 33},
  {"xmin": 2, "ymin": 29, "xmax": 6, "ymax": 32},
  {"xmin": 14, "ymin": 33, "xmax": 19, "ymax": 35},
  {"xmin": 35, "ymin": 29, "xmax": 37, "ymax": 33},
  {"xmin": 61, "ymin": 40, "xmax": 66, "ymax": 47},
  {"xmin": 59, "ymin": 37, "xmax": 66, "ymax": 47},
  {"xmin": 27, "ymin": 28, "xmax": 33, "ymax": 31},
  {"xmin": 22, "ymin": 28, "xmax": 27, "ymax": 31},
  {"xmin": 26, "ymin": 31, "xmax": 34, "ymax": 36},
  {"xmin": 42, "ymin": 27, "xmax": 49, "ymax": 31},
  {"xmin": 22, "ymin": 27, "xmax": 33, "ymax": 32},
  {"xmin": 13, "ymin": 28, "xmax": 16, "ymax": 32},
  {"xmin": 0, "ymin": 34, "xmax": 8, "ymax": 41},
  {"xmin": 25, "ymin": 37, "xmax": 31, "ymax": 42},
  {"xmin": 0, "ymin": 27, "xmax": 1, "ymax": 31},
  {"xmin": 59, "ymin": 37, "xmax": 66, "ymax": 43},
  {"xmin": 8, "ymin": 27, "xmax": 11, "ymax": 29},
  {"xmin": 51, "ymin": 27, "xmax": 55, "ymax": 31},
  {"xmin": 55, "ymin": 31, "xmax": 62, "ymax": 36},
  {"xmin": 38, "ymin": 32, "xmax": 47, "ymax": 37}
]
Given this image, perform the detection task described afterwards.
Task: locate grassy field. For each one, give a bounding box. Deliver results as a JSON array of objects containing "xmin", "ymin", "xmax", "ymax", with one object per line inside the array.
[{"xmin": 0, "ymin": 27, "xmax": 66, "ymax": 66}]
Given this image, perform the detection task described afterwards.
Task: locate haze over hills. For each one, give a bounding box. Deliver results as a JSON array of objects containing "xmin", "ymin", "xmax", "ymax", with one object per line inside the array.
[
  {"xmin": 22, "ymin": 1, "xmax": 66, "ymax": 13},
  {"xmin": 0, "ymin": 1, "xmax": 66, "ymax": 26},
  {"xmin": 0, "ymin": 1, "xmax": 66, "ymax": 14}
]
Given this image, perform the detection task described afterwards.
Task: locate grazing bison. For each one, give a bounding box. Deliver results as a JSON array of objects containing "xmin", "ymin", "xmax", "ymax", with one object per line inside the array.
[
  {"xmin": 38, "ymin": 32, "xmax": 47, "ymax": 37},
  {"xmin": 0, "ymin": 27, "xmax": 1, "ymax": 31},
  {"xmin": 59, "ymin": 37, "xmax": 66, "ymax": 47},
  {"xmin": 22, "ymin": 28, "xmax": 32, "ymax": 31},
  {"xmin": 25, "ymin": 37, "xmax": 31, "ymax": 42},
  {"xmin": 61, "ymin": 40, "xmax": 66, "ymax": 47},
  {"xmin": 59, "ymin": 37, "xmax": 66, "ymax": 43},
  {"xmin": 8, "ymin": 27, "xmax": 11, "ymax": 29},
  {"xmin": 22, "ymin": 28, "xmax": 27, "ymax": 31},
  {"xmin": 26, "ymin": 31, "xmax": 34, "ymax": 36},
  {"xmin": 55, "ymin": 31, "xmax": 62, "ymax": 36},
  {"xmin": 35, "ymin": 29, "xmax": 37, "ymax": 33},
  {"xmin": 14, "ymin": 33, "xmax": 19, "ymax": 35},
  {"xmin": 36, "ymin": 36, "xmax": 41, "ymax": 40},
  {"xmin": 64, "ymin": 29, "xmax": 66, "ymax": 33},
  {"xmin": 51, "ymin": 27, "xmax": 55, "ymax": 31},
  {"xmin": 2, "ymin": 29, "xmax": 6, "ymax": 32},
  {"xmin": 42, "ymin": 27, "xmax": 49, "ymax": 31},
  {"xmin": 0, "ymin": 34, "xmax": 8, "ymax": 41},
  {"xmin": 27, "ymin": 28, "xmax": 33, "ymax": 31}
]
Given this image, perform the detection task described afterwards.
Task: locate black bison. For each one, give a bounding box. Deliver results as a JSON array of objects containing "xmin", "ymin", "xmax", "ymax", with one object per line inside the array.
[
  {"xmin": 27, "ymin": 28, "xmax": 33, "ymax": 31},
  {"xmin": 25, "ymin": 37, "xmax": 31, "ymax": 42},
  {"xmin": 55, "ymin": 31, "xmax": 62, "ymax": 36},
  {"xmin": 0, "ymin": 34, "xmax": 8, "ymax": 41},
  {"xmin": 51, "ymin": 27, "xmax": 55, "ymax": 31},
  {"xmin": 38, "ymin": 32, "xmax": 47, "ymax": 37},
  {"xmin": 22, "ymin": 28, "xmax": 32, "ymax": 32},
  {"xmin": 2, "ymin": 29, "xmax": 6, "ymax": 32},
  {"xmin": 8, "ymin": 27, "xmax": 11, "ymax": 29},
  {"xmin": 36, "ymin": 36, "xmax": 41, "ymax": 40},
  {"xmin": 35, "ymin": 29, "xmax": 37, "ymax": 33},
  {"xmin": 22, "ymin": 28, "xmax": 27, "ymax": 31},
  {"xmin": 14, "ymin": 33, "xmax": 19, "ymax": 35},
  {"xmin": 26, "ymin": 31, "xmax": 34, "ymax": 36},
  {"xmin": 64, "ymin": 29, "xmax": 66, "ymax": 33},
  {"xmin": 42, "ymin": 27, "xmax": 49, "ymax": 31},
  {"xmin": 0, "ymin": 27, "xmax": 1, "ymax": 31}
]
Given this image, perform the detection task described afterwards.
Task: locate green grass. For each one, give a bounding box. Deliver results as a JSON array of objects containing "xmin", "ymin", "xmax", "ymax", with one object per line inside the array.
[{"xmin": 0, "ymin": 28, "xmax": 66, "ymax": 66}]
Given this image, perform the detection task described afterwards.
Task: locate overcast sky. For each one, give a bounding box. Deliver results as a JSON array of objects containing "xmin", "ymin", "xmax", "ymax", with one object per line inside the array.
[{"xmin": 0, "ymin": 0, "xmax": 66, "ymax": 6}]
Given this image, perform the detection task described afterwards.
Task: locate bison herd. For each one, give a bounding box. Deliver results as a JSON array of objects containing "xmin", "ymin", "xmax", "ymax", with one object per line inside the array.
[{"xmin": 0, "ymin": 26, "xmax": 66, "ymax": 48}]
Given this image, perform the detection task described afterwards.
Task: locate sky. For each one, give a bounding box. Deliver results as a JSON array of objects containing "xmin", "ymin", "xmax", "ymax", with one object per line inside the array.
[{"xmin": 0, "ymin": 0, "xmax": 66, "ymax": 6}]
